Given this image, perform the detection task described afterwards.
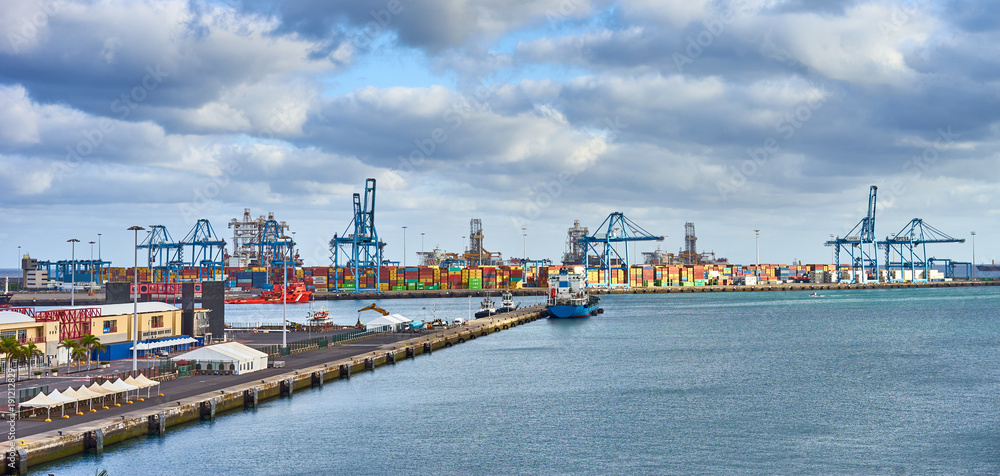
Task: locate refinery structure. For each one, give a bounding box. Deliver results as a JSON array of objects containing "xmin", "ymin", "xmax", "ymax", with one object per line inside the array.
[{"xmin": 16, "ymin": 181, "xmax": 979, "ymax": 294}]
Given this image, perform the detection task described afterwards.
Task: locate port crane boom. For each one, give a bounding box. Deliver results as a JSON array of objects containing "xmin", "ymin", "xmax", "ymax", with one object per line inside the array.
[
  {"xmin": 582, "ymin": 212, "xmax": 665, "ymax": 287},
  {"xmin": 826, "ymin": 185, "xmax": 879, "ymax": 283}
]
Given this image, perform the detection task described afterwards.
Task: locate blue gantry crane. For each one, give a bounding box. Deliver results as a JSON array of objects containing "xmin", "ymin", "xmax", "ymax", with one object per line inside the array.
[
  {"xmin": 826, "ymin": 185, "xmax": 879, "ymax": 283},
  {"xmin": 582, "ymin": 212, "xmax": 665, "ymax": 287},
  {"xmin": 181, "ymin": 219, "xmax": 227, "ymax": 276},
  {"xmin": 256, "ymin": 213, "xmax": 294, "ymax": 270},
  {"xmin": 138, "ymin": 225, "xmax": 184, "ymax": 282},
  {"xmin": 881, "ymin": 219, "xmax": 965, "ymax": 282},
  {"xmin": 330, "ymin": 178, "xmax": 384, "ymax": 292}
]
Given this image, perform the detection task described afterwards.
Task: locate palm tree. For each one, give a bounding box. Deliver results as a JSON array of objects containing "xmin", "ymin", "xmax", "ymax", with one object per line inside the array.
[
  {"xmin": 22, "ymin": 342, "xmax": 42, "ymax": 378},
  {"xmin": 0, "ymin": 337, "xmax": 20, "ymax": 380},
  {"xmin": 58, "ymin": 338, "xmax": 78, "ymax": 373},
  {"xmin": 71, "ymin": 347, "xmax": 88, "ymax": 372},
  {"xmin": 79, "ymin": 334, "xmax": 106, "ymax": 371}
]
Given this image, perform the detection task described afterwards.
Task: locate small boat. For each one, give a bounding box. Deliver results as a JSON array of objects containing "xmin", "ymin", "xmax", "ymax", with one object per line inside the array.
[
  {"xmin": 809, "ymin": 292, "xmax": 823, "ymax": 298},
  {"xmin": 305, "ymin": 306, "xmax": 331, "ymax": 326},
  {"xmin": 496, "ymin": 289, "xmax": 517, "ymax": 314},
  {"xmin": 474, "ymin": 297, "xmax": 496, "ymax": 318}
]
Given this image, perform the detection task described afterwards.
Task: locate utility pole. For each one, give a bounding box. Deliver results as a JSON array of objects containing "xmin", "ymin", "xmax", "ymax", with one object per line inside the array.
[
  {"xmin": 971, "ymin": 231, "xmax": 976, "ymax": 280},
  {"xmin": 754, "ymin": 229, "xmax": 760, "ymax": 282},
  {"xmin": 68, "ymin": 239, "xmax": 79, "ymax": 306},
  {"xmin": 128, "ymin": 226, "xmax": 145, "ymax": 373}
]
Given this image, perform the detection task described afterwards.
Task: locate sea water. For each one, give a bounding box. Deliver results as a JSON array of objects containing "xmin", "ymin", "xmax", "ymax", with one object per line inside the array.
[{"xmin": 35, "ymin": 287, "xmax": 1000, "ymax": 474}]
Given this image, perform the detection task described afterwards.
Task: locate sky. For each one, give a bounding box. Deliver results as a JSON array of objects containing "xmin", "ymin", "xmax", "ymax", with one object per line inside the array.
[{"xmin": 1, "ymin": 0, "xmax": 997, "ymax": 269}]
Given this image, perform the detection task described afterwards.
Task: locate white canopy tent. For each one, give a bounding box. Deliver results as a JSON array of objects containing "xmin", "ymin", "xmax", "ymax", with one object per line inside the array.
[
  {"xmin": 46, "ymin": 389, "xmax": 76, "ymax": 418},
  {"xmin": 364, "ymin": 314, "xmax": 412, "ymax": 332},
  {"xmin": 171, "ymin": 342, "xmax": 268, "ymax": 375},
  {"xmin": 134, "ymin": 374, "xmax": 162, "ymax": 398},
  {"xmin": 75, "ymin": 385, "xmax": 103, "ymax": 412},
  {"xmin": 113, "ymin": 378, "xmax": 140, "ymax": 403},
  {"xmin": 20, "ymin": 392, "xmax": 61, "ymax": 421},
  {"xmin": 61, "ymin": 387, "xmax": 84, "ymax": 415},
  {"xmin": 125, "ymin": 375, "xmax": 155, "ymax": 399},
  {"xmin": 100, "ymin": 380, "xmax": 127, "ymax": 405}
]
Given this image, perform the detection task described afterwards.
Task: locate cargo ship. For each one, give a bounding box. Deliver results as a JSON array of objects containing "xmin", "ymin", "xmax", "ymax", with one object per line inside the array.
[
  {"xmin": 546, "ymin": 267, "xmax": 600, "ymax": 318},
  {"xmin": 225, "ymin": 282, "xmax": 312, "ymax": 304}
]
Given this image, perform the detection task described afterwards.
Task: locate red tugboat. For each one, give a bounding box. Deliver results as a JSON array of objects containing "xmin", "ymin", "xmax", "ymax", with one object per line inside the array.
[{"xmin": 225, "ymin": 282, "xmax": 313, "ymax": 304}]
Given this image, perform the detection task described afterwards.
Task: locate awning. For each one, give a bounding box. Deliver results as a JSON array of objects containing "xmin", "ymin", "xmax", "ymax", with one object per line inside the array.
[{"xmin": 130, "ymin": 337, "xmax": 198, "ymax": 351}]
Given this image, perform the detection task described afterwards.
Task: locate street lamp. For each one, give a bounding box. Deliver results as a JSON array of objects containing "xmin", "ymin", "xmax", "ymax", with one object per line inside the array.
[
  {"xmin": 67, "ymin": 239, "xmax": 79, "ymax": 306},
  {"xmin": 971, "ymin": 231, "xmax": 976, "ymax": 280},
  {"xmin": 421, "ymin": 232, "xmax": 425, "ymax": 253},
  {"xmin": 89, "ymin": 241, "xmax": 95, "ymax": 286},
  {"xmin": 754, "ymin": 229, "xmax": 760, "ymax": 282},
  {"xmin": 281, "ymin": 235, "xmax": 293, "ymax": 350},
  {"xmin": 128, "ymin": 226, "xmax": 145, "ymax": 373},
  {"xmin": 402, "ymin": 226, "xmax": 407, "ymax": 267},
  {"xmin": 522, "ymin": 227, "xmax": 527, "ymax": 262}
]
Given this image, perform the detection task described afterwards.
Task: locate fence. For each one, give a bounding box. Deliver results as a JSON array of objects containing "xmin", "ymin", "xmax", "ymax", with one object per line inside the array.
[{"xmin": 254, "ymin": 327, "xmax": 389, "ymax": 359}]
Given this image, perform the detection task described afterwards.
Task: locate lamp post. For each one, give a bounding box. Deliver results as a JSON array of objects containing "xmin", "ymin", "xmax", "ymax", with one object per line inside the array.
[
  {"xmin": 754, "ymin": 229, "xmax": 760, "ymax": 282},
  {"xmin": 97, "ymin": 233, "xmax": 102, "ymax": 284},
  {"xmin": 89, "ymin": 241, "xmax": 95, "ymax": 286},
  {"xmin": 402, "ymin": 226, "xmax": 407, "ymax": 267},
  {"xmin": 971, "ymin": 231, "xmax": 976, "ymax": 280},
  {"xmin": 421, "ymin": 232, "xmax": 425, "ymax": 253},
  {"xmin": 281, "ymin": 235, "xmax": 292, "ymax": 350},
  {"xmin": 522, "ymin": 227, "xmax": 527, "ymax": 263},
  {"xmin": 128, "ymin": 226, "xmax": 145, "ymax": 373},
  {"xmin": 67, "ymin": 239, "xmax": 79, "ymax": 306}
]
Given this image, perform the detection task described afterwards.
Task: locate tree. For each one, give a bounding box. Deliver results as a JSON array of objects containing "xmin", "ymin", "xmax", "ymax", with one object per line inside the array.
[
  {"xmin": 22, "ymin": 342, "xmax": 42, "ymax": 377},
  {"xmin": 0, "ymin": 337, "xmax": 21, "ymax": 380},
  {"xmin": 71, "ymin": 347, "xmax": 88, "ymax": 372},
  {"xmin": 79, "ymin": 334, "xmax": 106, "ymax": 371},
  {"xmin": 58, "ymin": 338, "xmax": 78, "ymax": 373}
]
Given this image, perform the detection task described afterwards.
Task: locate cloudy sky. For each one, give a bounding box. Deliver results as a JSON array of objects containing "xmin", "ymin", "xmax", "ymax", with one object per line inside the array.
[{"xmin": 1, "ymin": 0, "xmax": 997, "ymax": 269}]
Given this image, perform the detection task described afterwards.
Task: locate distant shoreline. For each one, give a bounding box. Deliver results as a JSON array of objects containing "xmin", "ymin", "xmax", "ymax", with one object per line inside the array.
[{"xmin": 7, "ymin": 280, "xmax": 997, "ymax": 306}]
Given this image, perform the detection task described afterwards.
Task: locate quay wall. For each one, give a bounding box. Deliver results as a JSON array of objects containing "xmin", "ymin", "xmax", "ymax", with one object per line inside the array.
[{"xmin": 13, "ymin": 307, "xmax": 545, "ymax": 472}]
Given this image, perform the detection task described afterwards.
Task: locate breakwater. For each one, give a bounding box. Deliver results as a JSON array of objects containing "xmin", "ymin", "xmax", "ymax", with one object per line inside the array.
[{"xmin": 8, "ymin": 306, "xmax": 545, "ymax": 473}]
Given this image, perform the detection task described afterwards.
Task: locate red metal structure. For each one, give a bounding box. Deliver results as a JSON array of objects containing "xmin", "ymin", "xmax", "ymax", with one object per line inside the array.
[{"xmin": 34, "ymin": 307, "xmax": 102, "ymax": 340}]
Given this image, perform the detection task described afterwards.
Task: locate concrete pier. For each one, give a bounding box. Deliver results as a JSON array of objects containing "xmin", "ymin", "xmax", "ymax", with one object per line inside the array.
[{"xmin": 9, "ymin": 306, "xmax": 545, "ymax": 473}]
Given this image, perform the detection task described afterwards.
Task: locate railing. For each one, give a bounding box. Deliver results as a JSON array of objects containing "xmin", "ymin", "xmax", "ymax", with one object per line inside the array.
[{"xmin": 17, "ymin": 336, "xmax": 45, "ymax": 344}]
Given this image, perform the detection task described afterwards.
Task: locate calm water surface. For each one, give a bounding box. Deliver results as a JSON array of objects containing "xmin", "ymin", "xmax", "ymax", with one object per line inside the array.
[{"xmin": 37, "ymin": 287, "xmax": 1000, "ymax": 475}]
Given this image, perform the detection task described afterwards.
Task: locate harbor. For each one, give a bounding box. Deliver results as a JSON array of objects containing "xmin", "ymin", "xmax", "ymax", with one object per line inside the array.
[{"xmin": 8, "ymin": 305, "xmax": 545, "ymax": 472}]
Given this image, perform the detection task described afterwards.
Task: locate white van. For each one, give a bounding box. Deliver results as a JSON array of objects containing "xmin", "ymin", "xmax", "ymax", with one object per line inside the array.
[{"xmin": 452, "ymin": 317, "xmax": 466, "ymax": 326}]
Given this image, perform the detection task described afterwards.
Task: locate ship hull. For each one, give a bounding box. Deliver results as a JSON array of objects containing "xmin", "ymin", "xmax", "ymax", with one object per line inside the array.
[{"xmin": 547, "ymin": 303, "xmax": 598, "ymax": 319}]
